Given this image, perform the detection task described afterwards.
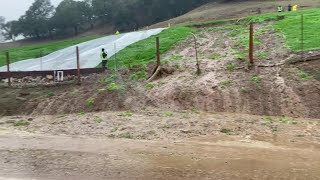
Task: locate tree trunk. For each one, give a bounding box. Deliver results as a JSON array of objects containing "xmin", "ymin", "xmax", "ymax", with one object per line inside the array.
[{"xmin": 74, "ymin": 26, "xmax": 78, "ymax": 36}]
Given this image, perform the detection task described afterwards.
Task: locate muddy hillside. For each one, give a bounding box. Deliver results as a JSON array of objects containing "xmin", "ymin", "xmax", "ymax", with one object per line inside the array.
[{"xmin": 1, "ymin": 23, "xmax": 320, "ymax": 119}]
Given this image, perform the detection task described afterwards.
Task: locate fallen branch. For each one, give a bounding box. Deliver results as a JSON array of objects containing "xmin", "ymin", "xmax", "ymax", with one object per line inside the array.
[{"xmin": 147, "ymin": 65, "xmax": 161, "ymax": 82}]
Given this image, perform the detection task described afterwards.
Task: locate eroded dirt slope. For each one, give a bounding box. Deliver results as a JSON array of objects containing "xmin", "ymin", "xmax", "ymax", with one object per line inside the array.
[{"xmin": 149, "ymin": 23, "xmax": 320, "ymax": 118}]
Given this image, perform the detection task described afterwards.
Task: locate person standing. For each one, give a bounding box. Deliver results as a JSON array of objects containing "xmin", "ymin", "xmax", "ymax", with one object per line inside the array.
[{"xmin": 100, "ymin": 48, "xmax": 108, "ymax": 69}]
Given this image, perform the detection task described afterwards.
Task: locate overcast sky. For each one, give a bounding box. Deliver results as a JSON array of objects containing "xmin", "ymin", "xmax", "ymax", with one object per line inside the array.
[{"xmin": 0, "ymin": 0, "xmax": 63, "ymax": 21}]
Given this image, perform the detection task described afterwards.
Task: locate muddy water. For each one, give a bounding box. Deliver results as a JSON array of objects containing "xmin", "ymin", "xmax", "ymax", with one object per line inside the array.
[{"xmin": 0, "ymin": 130, "xmax": 319, "ymax": 180}]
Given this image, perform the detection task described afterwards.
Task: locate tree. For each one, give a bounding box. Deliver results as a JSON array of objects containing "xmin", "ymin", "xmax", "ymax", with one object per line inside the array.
[
  {"xmin": 1, "ymin": 21, "xmax": 21, "ymax": 40},
  {"xmin": 0, "ymin": 16, "xmax": 5, "ymax": 42},
  {"xmin": 19, "ymin": 0, "xmax": 54, "ymax": 38},
  {"xmin": 53, "ymin": 0, "xmax": 90, "ymax": 36}
]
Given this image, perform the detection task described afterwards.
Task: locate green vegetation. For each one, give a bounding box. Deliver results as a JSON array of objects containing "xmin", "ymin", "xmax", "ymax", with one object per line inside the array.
[
  {"xmin": 47, "ymin": 92, "xmax": 55, "ymax": 97},
  {"xmin": 251, "ymin": 75, "xmax": 262, "ymax": 84},
  {"xmin": 130, "ymin": 70, "xmax": 147, "ymax": 81},
  {"xmin": 120, "ymin": 132, "xmax": 134, "ymax": 139},
  {"xmin": 85, "ymin": 97, "xmax": 95, "ymax": 108},
  {"xmin": 14, "ymin": 120, "xmax": 30, "ymax": 126},
  {"xmin": 111, "ymin": 127, "xmax": 118, "ymax": 133},
  {"xmin": 146, "ymin": 83, "xmax": 156, "ymax": 90},
  {"xmin": 106, "ymin": 82, "xmax": 125, "ymax": 92},
  {"xmin": 278, "ymin": 117, "xmax": 290, "ymax": 124},
  {"xmin": 240, "ymin": 87, "xmax": 248, "ymax": 93},
  {"xmin": 0, "ymin": 35, "xmax": 101, "ymax": 66},
  {"xmin": 208, "ymin": 54, "xmax": 225, "ymax": 60},
  {"xmin": 102, "ymin": 73, "xmax": 119, "ymax": 84},
  {"xmin": 170, "ymin": 54, "xmax": 183, "ymax": 61},
  {"xmin": 234, "ymin": 52, "xmax": 247, "ymax": 61},
  {"xmin": 274, "ymin": 9, "xmax": 320, "ymax": 51},
  {"xmin": 163, "ymin": 111, "xmax": 174, "ymax": 117},
  {"xmin": 94, "ymin": 116, "xmax": 103, "ymax": 123},
  {"xmin": 119, "ymin": 111, "xmax": 133, "ymax": 117},
  {"xmin": 220, "ymin": 80, "xmax": 232, "ymax": 89},
  {"xmin": 191, "ymin": 108, "xmax": 200, "ymax": 114},
  {"xmin": 298, "ymin": 70, "xmax": 313, "ymax": 80},
  {"xmin": 108, "ymin": 27, "xmax": 194, "ymax": 68},
  {"xmin": 220, "ymin": 128, "xmax": 233, "ymax": 135},
  {"xmin": 161, "ymin": 124, "xmax": 172, "ymax": 129},
  {"xmin": 226, "ymin": 63, "xmax": 236, "ymax": 72},
  {"xmin": 264, "ymin": 116, "xmax": 274, "ymax": 124},
  {"xmin": 256, "ymin": 51, "xmax": 269, "ymax": 59}
]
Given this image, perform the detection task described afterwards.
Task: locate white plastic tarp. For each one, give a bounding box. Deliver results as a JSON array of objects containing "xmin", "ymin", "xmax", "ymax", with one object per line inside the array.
[{"xmin": 0, "ymin": 28, "xmax": 166, "ymax": 72}]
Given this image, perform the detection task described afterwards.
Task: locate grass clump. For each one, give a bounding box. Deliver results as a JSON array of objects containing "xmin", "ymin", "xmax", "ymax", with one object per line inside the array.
[
  {"xmin": 220, "ymin": 80, "xmax": 232, "ymax": 89},
  {"xmin": 278, "ymin": 117, "xmax": 290, "ymax": 124},
  {"xmin": 251, "ymin": 75, "xmax": 262, "ymax": 84},
  {"xmin": 220, "ymin": 128, "xmax": 233, "ymax": 135},
  {"xmin": 264, "ymin": 116, "xmax": 274, "ymax": 124},
  {"xmin": 161, "ymin": 124, "xmax": 172, "ymax": 129},
  {"xmin": 170, "ymin": 54, "xmax": 183, "ymax": 61},
  {"xmin": 120, "ymin": 132, "xmax": 134, "ymax": 139},
  {"xmin": 146, "ymin": 83, "xmax": 156, "ymax": 90},
  {"xmin": 119, "ymin": 111, "xmax": 133, "ymax": 117},
  {"xmin": 102, "ymin": 73, "xmax": 119, "ymax": 84},
  {"xmin": 106, "ymin": 82, "xmax": 125, "ymax": 92},
  {"xmin": 226, "ymin": 63, "xmax": 236, "ymax": 72},
  {"xmin": 47, "ymin": 92, "xmax": 55, "ymax": 97},
  {"xmin": 298, "ymin": 70, "xmax": 313, "ymax": 80},
  {"xmin": 234, "ymin": 52, "xmax": 247, "ymax": 61},
  {"xmin": 163, "ymin": 111, "xmax": 174, "ymax": 117},
  {"xmin": 208, "ymin": 54, "xmax": 225, "ymax": 60},
  {"xmin": 130, "ymin": 70, "xmax": 147, "ymax": 81},
  {"xmin": 256, "ymin": 51, "xmax": 269, "ymax": 59},
  {"xmin": 85, "ymin": 97, "xmax": 95, "ymax": 108},
  {"xmin": 111, "ymin": 127, "xmax": 118, "ymax": 133},
  {"xmin": 14, "ymin": 120, "xmax": 30, "ymax": 126},
  {"xmin": 94, "ymin": 116, "xmax": 103, "ymax": 123}
]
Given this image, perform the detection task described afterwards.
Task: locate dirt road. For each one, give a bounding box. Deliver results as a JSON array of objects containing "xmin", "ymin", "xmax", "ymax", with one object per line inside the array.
[{"xmin": 1, "ymin": 110, "xmax": 320, "ymax": 180}]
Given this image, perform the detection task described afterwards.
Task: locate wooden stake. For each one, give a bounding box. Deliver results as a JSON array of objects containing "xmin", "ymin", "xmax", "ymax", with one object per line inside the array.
[
  {"xmin": 76, "ymin": 46, "xmax": 81, "ymax": 85},
  {"xmin": 249, "ymin": 23, "xmax": 254, "ymax": 65},
  {"xmin": 6, "ymin": 52, "xmax": 11, "ymax": 86}
]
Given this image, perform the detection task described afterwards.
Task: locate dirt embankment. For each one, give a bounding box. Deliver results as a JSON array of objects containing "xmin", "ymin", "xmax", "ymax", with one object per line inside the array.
[
  {"xmin": 148, "ymin": 24, "xmax": 320, "ymax": 118},
  {"xmin": 0, "ymin": 23, "xmax": 319, "ymax": 119}
]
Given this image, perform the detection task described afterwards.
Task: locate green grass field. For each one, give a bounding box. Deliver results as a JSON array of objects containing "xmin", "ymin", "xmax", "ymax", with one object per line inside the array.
[
  {"xmin": 107, "ymin": 26, "xmax": 194, "ymax": 69},
  {"xmin": 275, "ymin": 9, "xmax": 320, "ymax": 51},
  {"xmin": 0, "ymin": 35, "xmax": 102, "ymax": 66}
]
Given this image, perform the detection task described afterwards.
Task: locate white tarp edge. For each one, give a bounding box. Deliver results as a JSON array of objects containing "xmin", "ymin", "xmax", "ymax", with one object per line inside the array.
[{"xmin": 0, "ymin": 28, "xmax": 166, "ymax": 72}]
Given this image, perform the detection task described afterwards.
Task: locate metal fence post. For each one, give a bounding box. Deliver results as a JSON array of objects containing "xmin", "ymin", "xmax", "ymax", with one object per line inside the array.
[
  {"xmin": 114, "ymin": 43, "xmax": 117, "ymax": 71},
  {"xmin": 249, "ymin": 23, "xmax": 254, "ymax": 65},
  {"xmin": 191, "ymin": 33, "xmax": 201, "ymax": 75},
  {"xmin": 156, "ymin": 37, "xmax": 160, "ymax": 67},
  {"xmin": 76, "ymin": 46, "xmax": 81, "ymax": 85},
  {"xmin": 301, "ymin": 14, "xmax": 304, "ymax": 61},
  {"xmin": 6, "ymin": 52, "xmax": 11, "ymax": 86}
]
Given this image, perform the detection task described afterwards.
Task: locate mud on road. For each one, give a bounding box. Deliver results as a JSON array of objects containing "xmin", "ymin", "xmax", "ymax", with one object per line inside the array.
[{"xmin": 0, "ymin": 110, "xmax": 320, "ymax": 179}]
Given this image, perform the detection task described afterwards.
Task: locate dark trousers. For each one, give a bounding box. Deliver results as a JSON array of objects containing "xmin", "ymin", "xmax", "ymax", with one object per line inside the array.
[{"xmin": 102, "ymin": 60, "xmax": 108, "ymax": 69}]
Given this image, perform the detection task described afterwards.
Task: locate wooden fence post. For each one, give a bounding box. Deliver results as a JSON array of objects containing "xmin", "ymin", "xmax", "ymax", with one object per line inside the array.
[
  {"xmin": 249, "ymin": 22, "xmax": 254, "ymax": 65},
  {"xmin": 156, "ymin": 37, "xmax": 160, "ymax": 67},
  {"xmin": 76, "ymin": 46, "xmax": 81, "ymax": 85},
  {"xmin": 6, "ymin": 52, "xmax": 11, "ymax": 86}
]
